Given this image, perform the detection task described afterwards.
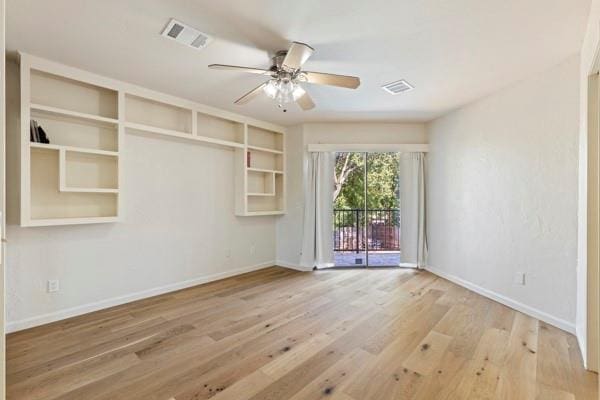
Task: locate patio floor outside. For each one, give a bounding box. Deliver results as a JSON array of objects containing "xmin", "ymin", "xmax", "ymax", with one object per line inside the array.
[{"xmin": 334, "ymin": 251, "xmax": 401, "ymax": 267}]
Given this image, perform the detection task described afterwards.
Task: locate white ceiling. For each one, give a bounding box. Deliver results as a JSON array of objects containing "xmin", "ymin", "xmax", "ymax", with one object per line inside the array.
[{"xmin": 6, "ymin": 0, "xmax": 591, "ymax": 126}]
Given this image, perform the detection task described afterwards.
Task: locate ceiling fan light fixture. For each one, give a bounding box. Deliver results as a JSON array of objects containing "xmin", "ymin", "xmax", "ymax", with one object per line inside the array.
[
  {"xmin": 263, "ymin": 78, "xmax": 305, "ymax": 105},
  {"xmin": 276, "ymin": 79, "xmax": 295, "ymax": 104},
  {"xmin": 292, "ymin": 84, "xmax": 306, "ymax": 100},
  {"xmin": 211, "ymin": 41, "xmax": 360, "ymax": 111},
  {"xmin": 263, "ymin": 79, "xmax": 278, "ymax": 99}
]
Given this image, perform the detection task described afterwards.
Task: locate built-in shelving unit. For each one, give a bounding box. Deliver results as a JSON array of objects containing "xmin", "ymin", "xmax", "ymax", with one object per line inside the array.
[
  {"xmin": 19, "ymin": 52, "xmax": 286, "ymax": 227},
  {"xmin": 235, "ymin": 125, "xmax": 285, "ymax": 216},
  {"xmin": 21, "ymin": 59, "xmax": 121, "ymax": 226}
]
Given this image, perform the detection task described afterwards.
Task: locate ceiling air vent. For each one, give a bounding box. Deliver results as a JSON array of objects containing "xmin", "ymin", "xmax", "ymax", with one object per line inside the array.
[
  {"xmin": 381, "ymin": 79, "xmax": 414, "ymax": 95},
  {"xmin": 161, "ymin": 18, "xmax": 213, "ymax": 50}
]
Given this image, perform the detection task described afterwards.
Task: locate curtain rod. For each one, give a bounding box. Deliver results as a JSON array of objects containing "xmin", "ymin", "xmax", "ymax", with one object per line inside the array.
[{"xmin": 307, "ymin": 143, "xmax": 429, "ymax": 153}]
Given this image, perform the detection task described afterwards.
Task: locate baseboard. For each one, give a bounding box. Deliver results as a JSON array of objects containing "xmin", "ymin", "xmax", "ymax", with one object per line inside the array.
[
  {"xmin": 6, "ymin": 260, "xmax": 275, "ymax": 333},
  {"xmin": 576, "ymin": 324, "xmax": 588, "ymax": 369},
  {"xmin": 275, "ymin": 260, "xmax": 312, "ymax": 272},
  {"xmin": 425, "ymin": 265, "xmax": 576, "ymax": 334}
]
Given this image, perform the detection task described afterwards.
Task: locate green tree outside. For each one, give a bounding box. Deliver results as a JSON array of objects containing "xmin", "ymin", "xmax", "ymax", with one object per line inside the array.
[{"xmin": 334, "ymin": 152, "xmax": 400, "ymax": 210}]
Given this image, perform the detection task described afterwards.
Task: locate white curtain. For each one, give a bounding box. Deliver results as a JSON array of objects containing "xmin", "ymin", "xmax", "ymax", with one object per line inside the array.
[
  {"xmin": 399, "ymin": 152, "xmax": 427, "ymax": 268},
  {"xmin": 300, "ymin": 152, "xmax": 335, "ymax": 269}
]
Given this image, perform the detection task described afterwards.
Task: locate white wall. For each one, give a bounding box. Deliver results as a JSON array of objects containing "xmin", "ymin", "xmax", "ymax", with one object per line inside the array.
[
  {"xmin": 577, "ymin": 0, "xmax": 600, "ymax": 370},
  {"xmin": 427, "ymin": 55, "xmax": 580, "ymax": 332},
  {"xmin": 5, "ymin": 61, "xmax": 277, "ymax": 332},
  {"xmin": 276, "ymin": 122, "xmax": 427, "ymax": 268}
]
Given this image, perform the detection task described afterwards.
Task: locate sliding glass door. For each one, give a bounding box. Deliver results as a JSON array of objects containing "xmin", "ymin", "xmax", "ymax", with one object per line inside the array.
[
  {"xmin": 366, "ymin": 152, "xmax": 401, "ymax": 266},
  {"xmin": 333, "ymin": 152, "xmax": 401, "ymax": 267},
  {"xmin": 333, "ymin": 152, "xmax": 367, "ymax": 267}
]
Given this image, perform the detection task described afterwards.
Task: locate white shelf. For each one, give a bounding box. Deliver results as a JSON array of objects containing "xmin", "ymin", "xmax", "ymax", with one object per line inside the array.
[
  {"xmin": 247, "ymin": 167, "xmax": 284, "ymax": 174},
  {"xmin": 247, "ymin": 192, "xmax": 275, "ymax": 197},
  {"xmin": 247, "ymin": 145, "xmax": 283, "ymax": 155},
  {"xmin": 24, "ymin": 216, "xmax": 119, "ymax": 227},
  {"xmin": 60, "ymin": 187, "xmax": 119, "ymax": 193},
  {"xmin": 243, "ymin": 211, "xmax": 285, "ymax": 216},
  {"xmin": 125, "ymin": 122, "xmax": 244, "ymax": 149},
  {"xmin": 30, "ymin": 103, "xmax": 118, "ymax": 126},
  {"xmin": 29, "ymin": 142, "xmax": 118, "ymax": 157}
]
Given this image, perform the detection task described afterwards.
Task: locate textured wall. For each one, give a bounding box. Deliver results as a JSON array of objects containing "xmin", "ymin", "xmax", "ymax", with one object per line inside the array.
[{"xmin": 427, "ymin": 55, "xmax": 580, "ymax": 328}]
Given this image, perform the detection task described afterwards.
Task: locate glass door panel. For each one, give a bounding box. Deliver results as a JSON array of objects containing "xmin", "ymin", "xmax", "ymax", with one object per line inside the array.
[
  {"xmin": 333, "ymin": 152, "xmax": 366, "ymax": 267},
  {"xmin": 365, "ymin": 153, "xmax": 401, "ymax": 267}
]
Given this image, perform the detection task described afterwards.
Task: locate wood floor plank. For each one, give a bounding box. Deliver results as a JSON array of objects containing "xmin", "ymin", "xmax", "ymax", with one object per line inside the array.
[
  {"xmin": 206, "ymin": 370, "xmax": 274, "ymax": 400},
  {"xmin": 402, "ymin": 330, "xmax": 453, "ymax": 376},
  {"xmin": 287, "ymin": 348, "xmax": 374, "ymax": 400},
  {"xmin": 5, "ymin": 267, "xmax": 597, "ymax": 400},
  {"xmin": 411, "ymin": 349, "xmax": 468, "ymax": 400},
  {"xmin": 536, "ymin": 322, "xmax": 575, "ymax": 394},
  {"xmin": 495, "ymin": 312, "xmax": 539, "ymax": 400}
]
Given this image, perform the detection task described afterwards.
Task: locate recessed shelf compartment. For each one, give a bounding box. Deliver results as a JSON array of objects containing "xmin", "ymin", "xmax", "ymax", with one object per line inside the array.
[
  {"xmin": 247, "ymin": 196, "xmax": 283, "ymax": 213},
  {"xmin": 30, "ymin": 69, "xmax": 118, "ymax": 119},
  {"xmin": 63, "ymin": 151, "xmax": 118, "ymax": 190},
  {"xmin": 30, "ymin": 111, "xmax": 118, "ymax": 152},
  {"xmin": 197, "ymin": 112, "xmax": 244, "ymax": 144},
  {"xmin": 30, "ymin": 103, "xmax": 118, "ymax": 126},
  {"xmin": 125, "ymin": 94, "xmax": 192, "ymax": 134},
  {"xmin": 247, "ymin": 170, "xmax": 275, "ymax": 196},
  {"xmin": 247, "ymin": 125, "xmax": 283, "ymax": 152},
  {"xmin": 30, "ymin": 147, "xmax": 118, "ymax": 222},
  {"xmin": 248, "ymin": 150, "xmax": 283, "ymax": 171},
  {"xmin": 246, "ymin": 174, "xmax": 284, "ymax": 214}
]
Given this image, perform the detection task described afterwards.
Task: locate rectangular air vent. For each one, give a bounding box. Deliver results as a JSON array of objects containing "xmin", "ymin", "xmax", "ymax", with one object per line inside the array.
[
  {"xmin": 161, "ymin": 18, "xmax": 213, "ymax": 50},
  {"xmin": 381, "ymin": 79, "xmax": 414, "ymax": 95}
]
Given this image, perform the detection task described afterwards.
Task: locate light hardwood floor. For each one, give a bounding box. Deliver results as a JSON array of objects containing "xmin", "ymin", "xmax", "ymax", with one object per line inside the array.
[{"xmin": 6, "ymin": 267, "xmax": 599, "ymax": 400}]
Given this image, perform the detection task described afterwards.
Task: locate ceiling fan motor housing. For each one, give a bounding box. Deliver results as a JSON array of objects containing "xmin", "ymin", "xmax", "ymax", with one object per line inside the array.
[{"xmin": 272, "ymin": 50, "xmax": 288, "ymax": 71}]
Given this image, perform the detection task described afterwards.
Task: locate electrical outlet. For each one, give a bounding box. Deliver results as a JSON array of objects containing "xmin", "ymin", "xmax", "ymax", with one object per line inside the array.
[
  {"xmin": 514, "ymin": 272, "xmax": 526, "ymax": 286},
  {"xmin": 47, "ymin": 279, "xmax": 60, "ymax": 293},
  {"xmin": 250, "ymin": 245, "xmax": 255, "ymax": 255}
]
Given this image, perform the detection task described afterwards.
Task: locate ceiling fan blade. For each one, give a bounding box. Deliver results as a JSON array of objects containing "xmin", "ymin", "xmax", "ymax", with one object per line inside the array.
[
  {"xmin": 234, "ymin": 82, "xmax": 267, "ymax": 105},
  {"xmin": 297, "ymin": 91, "xmax": 315, "ymax": 111},
  {"xmin": 208, "ymin": 64, "xmax": 271, "ymax": 75},
  {"xmin": 282, "ymin": 42, "xmax": 314, "ymax": 71},
  {"xmin": 302, "ymin": 71, "xmax": 360, "ymax": 89}
]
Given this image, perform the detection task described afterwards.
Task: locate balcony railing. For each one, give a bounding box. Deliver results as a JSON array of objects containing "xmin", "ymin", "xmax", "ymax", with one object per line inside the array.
[{"xmin": 333, "ymin": 209, "xmax": 400, "ymax": 253}]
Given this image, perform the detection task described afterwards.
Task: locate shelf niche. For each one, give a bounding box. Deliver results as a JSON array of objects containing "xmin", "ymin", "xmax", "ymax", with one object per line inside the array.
[
  {"xmin": 30, "ymin": 148, "xmax": 117, "ymax": 221},
  {"xmin": 247, "ymin": 170, "xmax": 275, "ymax": 196},
  {"xmin": 30, "ymin": 69, "xmax": 118, "ymax": 119},
  {"xmin": 248, "ymin": 150, "xmax": 283, "ymax": 172},
  {"xmin": 125, "ymin": 94, "xmax": 192, "ymax": 134},
  {"xmin": 247, "ymin": 174, "xmax": 284, "ymax": 213},
  {"xmin": 30, "ymin": 110, "xmax": 118, "ymax": 152},
  {"xmin": 64, "ymin": 151, "xmax": 118, "ymax": 190},
  {"xmin": 197, "ymin": 112, "xmax": 244, "ymax": 144},
  {"xmin": 248, "ymin": 125, "xmax": 283, "ymax": 152}
]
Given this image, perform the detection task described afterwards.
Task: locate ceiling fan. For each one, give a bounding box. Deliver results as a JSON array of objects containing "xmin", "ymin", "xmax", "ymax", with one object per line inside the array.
[{"xmin": 208, "ymin": 42, "xmax": 360, "ymax": 111}]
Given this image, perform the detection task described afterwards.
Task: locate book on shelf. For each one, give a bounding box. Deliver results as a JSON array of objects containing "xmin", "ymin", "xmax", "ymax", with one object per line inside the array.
[{"xmin": 30, "ymin": 120, "xmax": 50, "ymax": 144}]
